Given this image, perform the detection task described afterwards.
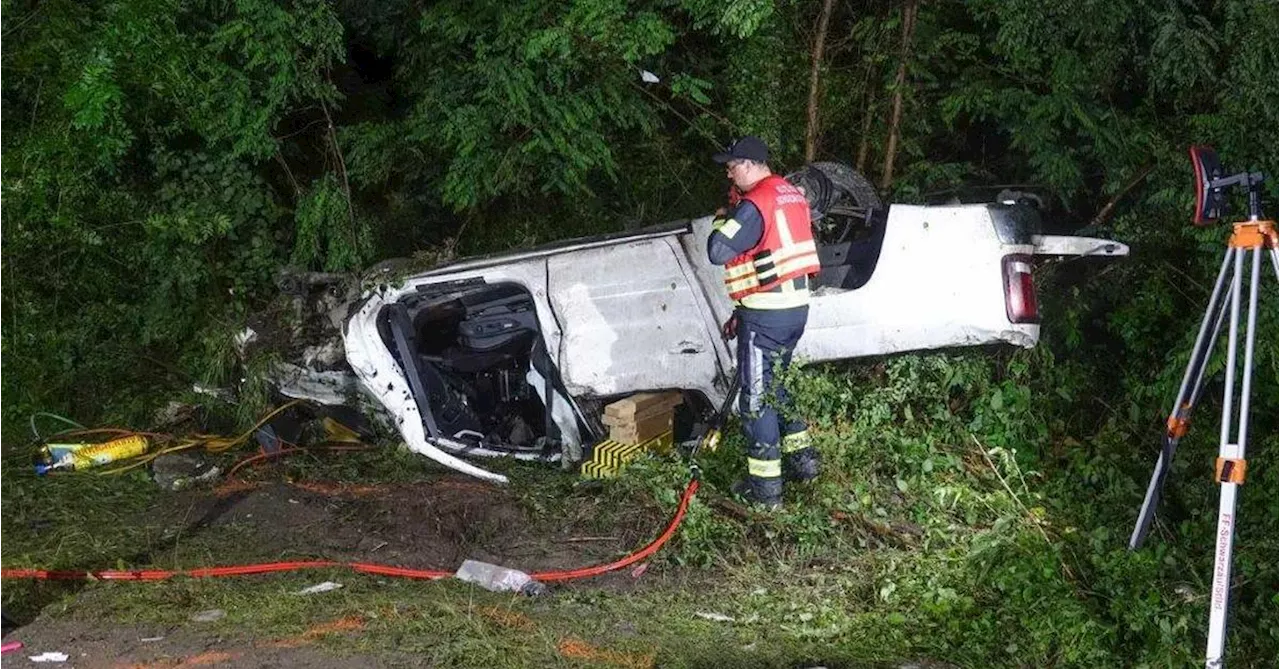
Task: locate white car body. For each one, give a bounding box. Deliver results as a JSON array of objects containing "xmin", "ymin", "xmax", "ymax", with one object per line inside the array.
[{"xmin": 334, "ymin": 201, "xmax": 1127, "ymax": 483}]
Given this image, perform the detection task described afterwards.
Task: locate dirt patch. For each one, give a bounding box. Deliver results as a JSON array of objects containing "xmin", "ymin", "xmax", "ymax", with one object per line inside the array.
[
  {"xmin": 6, "ymin": 472, "xmax": 676, "ymax": 664},
  {"xmin": 3, "ymin": 619, "xmax": 420, "ymax": 668},
  {"xmin": 148, "ymin": 473, "xmax": 656, "ymax": 576}
]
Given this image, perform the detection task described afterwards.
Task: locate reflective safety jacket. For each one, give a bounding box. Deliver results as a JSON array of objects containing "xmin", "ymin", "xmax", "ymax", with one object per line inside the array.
[{"xmin": 722, "ymin": 175, "xmax": 820, "ymax": 307}]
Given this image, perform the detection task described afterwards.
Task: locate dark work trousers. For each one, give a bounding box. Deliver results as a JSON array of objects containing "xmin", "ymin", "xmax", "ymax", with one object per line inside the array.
[{"xmin": 736, "ymin": 305, "xmax": 815, "ymax": 502}]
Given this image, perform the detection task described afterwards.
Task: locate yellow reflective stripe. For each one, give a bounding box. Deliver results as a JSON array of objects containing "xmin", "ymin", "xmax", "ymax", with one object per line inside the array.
[
  {"xmin": 756, "ymin": 256, "xmax": 817, "ymax": 282},
  {"xmin": 751, "ymin": 241, "xmax": 816, "ymax": 273},
  {"xmin": 775, "ymin": 210, "xmax": 795, "ymax": 246},
  {"xmin": 725, "ymin": 262, "xmax": 755, "ymax": 278},
  {"xmin": 782, "ymin": 430, "xmax": 811, "ymax": 453},
  {"xmin": 774, "ymin": 239, "xmax": 817, "ymax": 257},
  {"xmin": 740, "ymin": 289, "xmax": 810, "ymax": 309},
  {"xmin": 770, "ymin": 253, "xmax": 820, "ymax": 277},
  {"xmin": 747, "ymin": 458, "xmax": 782, "ymax": 478},
  {"xmin": 717, "ymin": 218, "xmax": 743, "ymax": 239},
  {"xmin": 726, "ymin": 277, "xmax": 758, "ymax": 293}
]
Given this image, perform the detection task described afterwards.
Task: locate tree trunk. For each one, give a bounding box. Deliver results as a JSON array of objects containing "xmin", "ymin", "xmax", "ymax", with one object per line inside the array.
[
  {"xmin": 879, "ymin": 0, "xmax": 918, "ymax": 191},
  {"xmin": 856, "ymin": 79, "xmax": 876, "ymax": 173},
  {"xmin": 856, "ymin": 101, "xmax": 876, "ymax": 172},
  {"xmin": 804, "ymin": 0, "xmax": 838, "ymax": 162}
]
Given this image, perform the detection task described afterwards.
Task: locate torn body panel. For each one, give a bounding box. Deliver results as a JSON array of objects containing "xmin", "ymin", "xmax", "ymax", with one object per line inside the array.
[{"xmin": 547, "ymin": 236, "xmax": 729, "ymax": 402}]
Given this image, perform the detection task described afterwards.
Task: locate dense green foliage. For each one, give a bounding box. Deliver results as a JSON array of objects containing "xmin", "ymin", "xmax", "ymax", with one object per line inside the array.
[{"xmin": 3, "ymin": 0, "xmax": 1276, "ymax": 665}]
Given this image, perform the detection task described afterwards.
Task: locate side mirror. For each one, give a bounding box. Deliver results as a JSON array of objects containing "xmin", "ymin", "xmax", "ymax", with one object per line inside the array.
[{"xmin": 1189, "ymin": 145, "xmax": 1226, "ymax": 225}]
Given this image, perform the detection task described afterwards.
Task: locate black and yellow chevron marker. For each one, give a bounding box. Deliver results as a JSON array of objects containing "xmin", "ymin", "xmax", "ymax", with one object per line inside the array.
[{"xmin": 581, "ymin": 431, "xmax": 675, "ymax": 479}]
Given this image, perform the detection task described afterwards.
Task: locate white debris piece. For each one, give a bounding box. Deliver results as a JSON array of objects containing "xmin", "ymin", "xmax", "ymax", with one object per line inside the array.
[
  {"xmin": 234, "ymin": 326, "xmax": 258, "ymax": 353},
  {"xmin": 190, "ymin": 609, "xmax": 226, "ymax": 623},
  {"xmin": 694, "ymin": 611, "xmax": 735, "ymax": 623},
  {"xmin": 294, "ymin": 581, "xmax": 343, "ymax": 595},
  {"xmin": 640, "ymin": 70, "xmax": 660, "ymax": 84},
  {"xmin": 455, "ymin": 560, "xmax": 546, "ymax": 596},
  {"xmin": 190, "ymin": 384, "xmax": 233, "ymax": 401},
  {"xmin": 29, "ymin": 652, "xmax": 69, "ymax": 663}
]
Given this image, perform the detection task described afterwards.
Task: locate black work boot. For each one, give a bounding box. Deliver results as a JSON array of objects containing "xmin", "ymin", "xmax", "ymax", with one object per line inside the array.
[
  {"xmin": 730, "ymin": 477, "xmax": 783, "ymax": 511},
  {"xmin": 783, "ymin": 448, "xmax": 821, "ymax": 482}
]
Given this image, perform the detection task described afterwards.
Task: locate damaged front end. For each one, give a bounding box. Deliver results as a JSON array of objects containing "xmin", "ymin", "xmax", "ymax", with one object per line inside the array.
[
  {"xmin": 238, "ymin": 269, "xmax": 366, "ymax": 408},
  {"xmin": 344, "ymin": 278, "xmax": 594, "ymax": 484},
  {"xmin": 242, "ymin": 259, "xmax": 604, "ymax": 484}
]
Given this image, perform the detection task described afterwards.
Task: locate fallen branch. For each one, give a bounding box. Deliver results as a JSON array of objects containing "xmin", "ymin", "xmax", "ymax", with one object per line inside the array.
[
  {"xmin": 1087, "ymin": 163, "xmax": 1155, "ymax": 230},
  {"xmin": 971, "ymin": 435, "xmax": 1077, "ymax": 582}
]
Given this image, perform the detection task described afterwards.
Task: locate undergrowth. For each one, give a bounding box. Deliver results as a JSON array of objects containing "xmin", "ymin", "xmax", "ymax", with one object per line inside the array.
[{"xmin": 3, "ymin": 280, "xmax": 1277, "ymax": 667}]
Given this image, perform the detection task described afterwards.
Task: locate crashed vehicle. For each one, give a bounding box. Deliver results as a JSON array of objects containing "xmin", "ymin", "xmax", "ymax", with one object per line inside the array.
[{"xmin": 257, "ymin": 163, "xmax": 1128, "ymax": 483}]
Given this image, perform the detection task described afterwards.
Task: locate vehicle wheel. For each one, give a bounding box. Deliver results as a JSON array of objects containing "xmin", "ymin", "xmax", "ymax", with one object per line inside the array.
[{"xmin": 785, "ymin": 162, "xmax": 883, "ymax": 245}]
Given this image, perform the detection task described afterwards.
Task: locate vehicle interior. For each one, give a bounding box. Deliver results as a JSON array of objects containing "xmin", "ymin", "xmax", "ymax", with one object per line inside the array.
[{"xmin": 377, "ymin": 281, "xmax": 591, "ymax": 455}]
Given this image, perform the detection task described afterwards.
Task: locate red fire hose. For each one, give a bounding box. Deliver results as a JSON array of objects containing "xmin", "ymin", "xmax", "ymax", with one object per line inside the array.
[{"xmin": 1, "ymin": 479, "xmax": 700, "ymax": 585}]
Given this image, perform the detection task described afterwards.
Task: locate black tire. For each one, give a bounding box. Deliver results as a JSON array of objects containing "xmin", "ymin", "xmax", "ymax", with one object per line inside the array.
[{"xmin": 785, "ymin": 162, "xmax": 883, "ymax": 245}]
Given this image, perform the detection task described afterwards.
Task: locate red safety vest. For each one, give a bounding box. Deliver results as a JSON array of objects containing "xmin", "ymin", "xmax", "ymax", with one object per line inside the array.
[{"xmin": 723, "ymin": 175, "xmax": 820, "ymax": 302}]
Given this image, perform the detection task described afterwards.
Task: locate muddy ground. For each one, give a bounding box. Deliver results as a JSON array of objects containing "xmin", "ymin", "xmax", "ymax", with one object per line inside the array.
[
  {"xmin": 3, "ymin": 472, "xmax": 668, "ymax": 667},
  {"xmin": 151, "ymin": 476, "xmax": 654, "ymax": 573},
  {"xmin": 5, "ymin": 619, "xmax": 413, "ymax": 668}
]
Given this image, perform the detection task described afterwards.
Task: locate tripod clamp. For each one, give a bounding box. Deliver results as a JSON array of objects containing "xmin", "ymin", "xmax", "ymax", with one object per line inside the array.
[{"xmin": 1209, "ymin": 171, "xmax": 1266, "ymax": 220}]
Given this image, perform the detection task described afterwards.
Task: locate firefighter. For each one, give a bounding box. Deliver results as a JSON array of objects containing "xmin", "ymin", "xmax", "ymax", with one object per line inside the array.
[{"xmin": 707, "ymin": 136, "xmax": 822, "ymax": 509}]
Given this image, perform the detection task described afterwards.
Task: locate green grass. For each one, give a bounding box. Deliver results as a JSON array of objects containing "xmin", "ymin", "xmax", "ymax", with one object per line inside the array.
[
  {"xmin": 0, "ymin": 442, "xmax": 928, "ymax": 667},
  {"xmin": 46, "ymin": 572, "xmax": 929, "ymax": 667},
  {"xmin": 3, "ymin": 351, "xmax": 1277, "ymax": 667}
]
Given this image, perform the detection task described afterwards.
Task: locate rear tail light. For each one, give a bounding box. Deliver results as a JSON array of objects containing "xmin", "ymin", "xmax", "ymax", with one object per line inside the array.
[{"xmin": 1002, "ymin": 254, "xmax": 1039, "ymax": 323}]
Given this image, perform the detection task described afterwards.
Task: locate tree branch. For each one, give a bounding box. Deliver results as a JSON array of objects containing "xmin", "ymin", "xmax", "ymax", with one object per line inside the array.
[
  {"xmin": 28, "ymin": 77, "xmax": 43, "ymax": 131},
  {"xmin": 319, "ymin": 99, "xmax": 355, "ymax": 226},
  {"xmin": 3, "ymin": 9, "xmax": 42, "ymax": 38},
  {"xmin": 628, "ymin": 79, "xmax": 724, "ymax": 147},
  {"xmin": 1087, "ymin": 163, "xmax": 1155, "ymax": 229},
  {"xmin": 274, "ymin": 150, "xmax": 301, "ymax": 199},
  {"xmin": 318, "ymin": 96, "xmax": 360, "ymax": 263},
  {"xmin": 856, "ymin": 63, "xmax": 877, "ymax": 173}
]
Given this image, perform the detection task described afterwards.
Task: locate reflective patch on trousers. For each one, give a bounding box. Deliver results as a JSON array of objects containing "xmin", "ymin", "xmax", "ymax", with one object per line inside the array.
[
  {"xmin": 747, "ymin": 457, "xmax": 781, "ymax": 478},
  {"xmin": 745, "ymin": 330, "xmax": 765, "ymax": 413},
  {"xmin": 781, "ymin": 429, "xmax": 811, "ymax": 453}
]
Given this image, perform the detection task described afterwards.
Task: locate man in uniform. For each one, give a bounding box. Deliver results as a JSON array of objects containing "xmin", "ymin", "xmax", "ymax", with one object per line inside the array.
[{"xmin": 707, "ymin": 136, "xmax": 822, "ymax": 509}]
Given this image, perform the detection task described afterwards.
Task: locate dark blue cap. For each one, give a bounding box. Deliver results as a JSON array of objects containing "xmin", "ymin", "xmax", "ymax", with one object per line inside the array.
[{"xmin": 712, "ymin": 136, "xmax": 769, "ymax": 164}]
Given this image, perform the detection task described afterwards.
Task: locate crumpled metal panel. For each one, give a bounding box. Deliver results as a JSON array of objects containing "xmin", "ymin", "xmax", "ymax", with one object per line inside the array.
[
  {"xmin": 269, "ymin": 361, "xmax": 359, "ymax": 406},
  {"xmin": 547, "ymin": 237, "xmax": 725, "ymax": 402}
]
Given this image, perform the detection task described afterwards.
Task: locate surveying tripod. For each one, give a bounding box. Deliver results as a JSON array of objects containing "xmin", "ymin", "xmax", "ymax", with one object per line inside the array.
[{"xmin": 1128, "ymin": 147, "xmax": 1279, "ymax": 668}]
